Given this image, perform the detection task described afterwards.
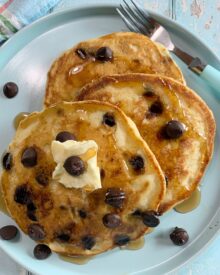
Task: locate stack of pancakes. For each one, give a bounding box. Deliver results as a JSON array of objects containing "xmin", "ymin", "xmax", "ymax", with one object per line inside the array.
[{"xmin": 1, "ymin": 32, "xmax": 215, "ymax": 256}]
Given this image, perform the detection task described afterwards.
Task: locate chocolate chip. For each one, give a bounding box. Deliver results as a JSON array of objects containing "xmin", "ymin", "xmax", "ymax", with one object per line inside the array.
[
  {"xmin": 100, "ymin": 168, "xmax": 105, "ymax": 179},
  {"xmin": 149, "ymin": 100, "xmax": 163, "ymax": 115},
  {"xmin": 132, "ymin": 209, "xmax": 142, "ymax": 217},
  {"xmin": 21, "ymin": 147, "xmax": 37, "ymax": 167},
  {"xmin": 81, "ymin": 235, "xmax": 95, "ymax": 250},
  {"xmin": 103, "ymin": 213, "xmax": 121, "ymax": 228},
  {"xmin": 3, "ymin": 82, "xmax": 18, "ymax": 98},
  {"xmin": 33, "ymin": 244, "xmax": 51, "ymax": 260},
  {"xmin": 27, "ymin": 202, "xmax": 37, "ymax": 221},
  {"xmin": 165, "ymin": 175, "xmax": 169, "ymax": 186},
  {"xmin": 14, "ymin": 185, "xmax": 30, "ymax": 205},
  {"xmin": 103, "ymin": 112, "xmax": 116, "ymax": 127},
  {"xmin": 143, "ymin": 90, "xmax": 155, "ymax": 97},
  {"xmin": 105, "ymin": 188, "xmax": 125, "ymax": 208},
  {"xmin": 129, "ymin": 155, "xmax": 144, "ymax": 172},
  {"xmin": 142, "ymin": 211, "xmax": 160, "ymax": 227},
  {"xmin": 2, "ymin": 152, "xmax": 12, "ymax": 170},
  {"xmin": 28, "ymin": 224, "xmax": 45, "ymax": 241},
  {"xmin": 35, "ymin": 174, "xmax": 48, "ymax": 186},
  {"xmin": 0, "ymin": 225, "xmax": 18, "ymax": 240},
  {"xmin": 163, "ymin": 120, "xmax": 185, "ymax": 139},
  {"xmin": 170, "ymin": 227, "xmax": 189, "ymax": 246},
  {"xmin": 56, "ymin": 131, "xmax": 76, "ymax": 143},
  {"xmin": 63, "ymin": 156, "xmax": 85, "ymax": 176},
  {"xmin": 56, "ymin": 233, "xmax": 70, "ymax": 242},
  {"xmin": 95, "ymin": 47, "xmax": 113, "ymax": 62},
  {"xmin": 114, "ymin": 235, "xmax": 130, "ymax": 246},
  {"xmin": 75, "ymin": 48, "xmax": 87, "ymax": 60},
  {"xmin": 79, "ymin": 209, "xmax": 87, "ymax": 219}
]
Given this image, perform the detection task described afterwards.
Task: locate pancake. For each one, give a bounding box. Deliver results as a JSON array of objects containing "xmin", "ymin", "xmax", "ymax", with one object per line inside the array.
[
  {"xmin": 1, "ymin": 101, "xmax": 165, "ymax": 256},
  {"xmin": 44, "ymin": 32, "xmax": 185, "ymax": 107},
  {"xmin": 77, "ymin": 74, "xmax": 216, "ymax": 213}
]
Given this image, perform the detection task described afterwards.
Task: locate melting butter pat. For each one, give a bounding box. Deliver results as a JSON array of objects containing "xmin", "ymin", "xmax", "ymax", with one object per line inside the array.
[{"xmin": 51, "ymin": 140, "xmax": 101, "ymax": 190}]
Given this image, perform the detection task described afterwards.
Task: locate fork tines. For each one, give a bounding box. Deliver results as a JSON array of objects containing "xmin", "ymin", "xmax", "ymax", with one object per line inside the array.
[{"xmin": 116, "ymin": 0, "xmax": 156, "ymax": 36}]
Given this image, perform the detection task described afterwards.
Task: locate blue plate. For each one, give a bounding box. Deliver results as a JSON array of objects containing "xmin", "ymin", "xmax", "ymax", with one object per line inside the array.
[{"xmin": 0, "ymin": 3, "xmax": 220, "ymax": 275}]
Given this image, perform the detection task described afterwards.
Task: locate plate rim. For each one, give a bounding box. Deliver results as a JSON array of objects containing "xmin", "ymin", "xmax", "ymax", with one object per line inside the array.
[{"xmin": 0, "ymin": 3, "xmax": 219, "ymax": 275}]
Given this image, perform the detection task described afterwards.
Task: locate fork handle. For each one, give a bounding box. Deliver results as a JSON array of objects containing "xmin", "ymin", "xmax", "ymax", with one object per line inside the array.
[{"xmin": 200, "ymin": 65, "xmax": 220, "ymax": 91}]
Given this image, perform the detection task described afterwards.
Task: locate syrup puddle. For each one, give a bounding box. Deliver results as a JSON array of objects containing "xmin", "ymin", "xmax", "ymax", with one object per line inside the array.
[{"xmin": 175, "ymin": 188, "xmax": 201, "ymax": 213}]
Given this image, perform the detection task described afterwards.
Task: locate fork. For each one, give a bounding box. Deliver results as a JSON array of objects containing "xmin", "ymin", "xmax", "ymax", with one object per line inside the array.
[{"xmin": 117, "ymin": 0, "xmax": 220, "ymax": 91}]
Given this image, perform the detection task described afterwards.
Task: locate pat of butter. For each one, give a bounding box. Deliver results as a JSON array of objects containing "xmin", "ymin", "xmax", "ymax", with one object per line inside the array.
[{"xmin": 51, "ymin": 140, "xmax": 101, "ymax": 190}]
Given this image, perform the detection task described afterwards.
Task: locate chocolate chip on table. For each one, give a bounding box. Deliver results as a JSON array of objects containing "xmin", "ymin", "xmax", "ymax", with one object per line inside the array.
[
  {"xmin": 0, "ymin": 225, "xmax": 18, "ymax": 240},
  {"xmin": 14, "ymin": 184, "xmax": 30, "ymax": 205},
  {"xmin": 63, "ymin": 156, "xmax": 85, "ymax": 176},
  {"xmin": 170, "ymin": 227, "xmax": 189, "ymax": 246},
  {"xmin": 103, "ymin": 213, "xmax": 121, "ymax": 228},
  {"xmin": 81, "ymin": 235, "xmax": 95, "ymax": 250},
  {"xmin": 79, "ymin": 209, "xmax": 87, "ymax": 219},
  {"xmin": 3, "ymin": 82, "xmax": 18, "ymax": 98},
  {"xmin": 75, "ymin": 48, "xmax": 88, "ymax": 60},
  {"xmin": 55, "ymin": 131, "xmax": 76, "ymax": 143},
  {"xmin": 28, "ymin": 224, "xmax": 45, "ymax": 241},
  {"xmin": 21, "ymin": 147, "xmax": 37, "ymax": 167},
  {"xmin": 142, "ymin": 211, "xmax": 160, "ymax": 227},
  {"xmin": 163, "ymin": 120, "xmax": 185, "ymax": 139},
  {"xmin": 114, "ymin": 235, "xmax": 130, "ymax": 246},
  {"xmin": 105, "ymin": 188, "xmax": 125, "ymax": 208},
  {"xmin": 129, "ymin": 155, "xmax": 144, "ymax": 172},
  {"xmin": 149, "ymin": 100, "xmax": 163, "ymax": 115},
  {"xmin": 95, "ymin": 47, "xmax": 113, "ymax": 62},
  {"xmin": 56, "ymin": 233, "xmax": 70, "ymax": 242},
  {"xmin": 2, "ymin": 152, "xmax": 12, "ymax": 170},
  {"xmin": 33, "ymin": 244, "xmax": 51, "ymax": 260},
  {"xmin": 102, "ymin": 113, "xmax": 116, "ymax": 127}
]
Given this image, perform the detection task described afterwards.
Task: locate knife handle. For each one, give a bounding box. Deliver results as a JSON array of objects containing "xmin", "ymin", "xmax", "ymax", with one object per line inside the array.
[{"xmin": 200, "ymin": 65, "xmax": 220, "ymax": 91}]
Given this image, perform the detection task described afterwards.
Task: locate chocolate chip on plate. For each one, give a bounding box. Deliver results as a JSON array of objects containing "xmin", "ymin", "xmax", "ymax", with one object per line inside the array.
[
  {"xmin": 3, "ymin": 82, "xmax": 18, "ymax": 98},
  {"xmin": 0, "ymin": 225, "xmax": 18, "ymax": 240},
  {"xmin": 129, "ymin": 155, "xmax": 144, "ymax": 172},
  {"xmin": 21, "ymin": 147, "xmax": 37, "ymax": 167},
  {"xmin": 81, "ymin": 235, "xmax": 95, "ymax": 250},
  {"xmin": 2, "ymin": 152, "xmax": 12, "ymax": 170},
  {"xmin": 75, "ymin": 48, "xmax": 88, "ymax": 60},
  {"xmin": 102, "ymin": 113, "xmax": 116, "ymax": 127},
  {"xmin": 55, "ymin": 131, "xmax": 76, "ymax": 143},
  {"xmin": 14, "ymin": 184, "xmax": 30, "ymax": 205},
  {"xmin": 63, "ymin": 156, "xmax": 85, "ymax": 176},
  {"xmin": 149, "ymin": 100, "xmax": 163, "ymax": 115},
  {"xmin": 114, "ymin": 235, "xmax": 130, "ymax": 246},
  {"xmin": 28, "ymin": 224, "xmax": 45, "ymax": 241},
  {"xmin": 170, "ymin": 227, "xmax": 189, "ymax": 246},
  {"xmin": 163, "ymin": 120, "xmax": 185, "ymax": 139},
  {"xmin": 142, "ymin": 211, "xmax": 160, "ymax": 227},
  {"xmin": 103, "ymin": 213, "xmax": 121, "ymax": 228},
  {"xmin": 105, "ymin": 188, "xmax": 125, "ymax": 208},
  {"xmin": 95, "ymin": 47, "xmax": 113, "ymax": 62},
  {"xmin": 33, "ymin": 244, "xmax": 51, "ymax": 260}
]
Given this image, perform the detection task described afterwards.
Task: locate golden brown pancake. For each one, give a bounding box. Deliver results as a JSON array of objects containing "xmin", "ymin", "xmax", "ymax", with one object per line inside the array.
[
  {"xmin": 77, "ymin": 74, "xmax": 216, "ymax": 213},
  {"xmin": 45, "ymin": 32, "xmax": 185, "ymax": 107},
  {"xmin": 1, "ymin": 101, "xmax": 165, "ymax": 256}
]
